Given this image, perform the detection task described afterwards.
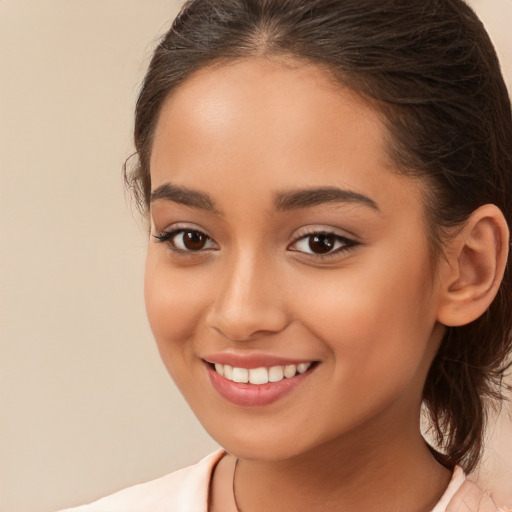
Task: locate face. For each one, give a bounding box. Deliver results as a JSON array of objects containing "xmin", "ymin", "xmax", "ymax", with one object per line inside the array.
[{"xmin": 145, "ymin": 58, "xmax": 446, "ymax": 461}]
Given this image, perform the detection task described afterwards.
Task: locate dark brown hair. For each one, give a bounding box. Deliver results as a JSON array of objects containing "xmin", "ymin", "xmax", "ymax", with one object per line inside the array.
[{"xmin": 126, "ymin": 0, "xmax": 512, "ymax": 472}]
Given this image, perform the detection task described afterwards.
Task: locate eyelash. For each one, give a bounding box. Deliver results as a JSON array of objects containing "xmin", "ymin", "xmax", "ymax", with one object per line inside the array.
[
  {"xmin": 288, "ymin": 231, "xmax": 359, "ymax": 259},
  {"xmin": 153, "ymin": 228, "xmax": 218, "ymax": 253},
  {"xmin": 153, "ymin": 227, "xmax": 359, "ymax": 259}
]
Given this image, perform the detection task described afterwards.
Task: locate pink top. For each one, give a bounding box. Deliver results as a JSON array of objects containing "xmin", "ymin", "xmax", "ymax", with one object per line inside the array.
[{"xmin": 59, "ymin": 450, "xmax": 506, "ymax": 512}]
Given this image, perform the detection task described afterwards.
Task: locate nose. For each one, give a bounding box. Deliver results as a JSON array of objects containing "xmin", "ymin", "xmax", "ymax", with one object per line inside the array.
[{"xmin": 205, "ymin": 251, "xmax": 290, "ymax": 342}]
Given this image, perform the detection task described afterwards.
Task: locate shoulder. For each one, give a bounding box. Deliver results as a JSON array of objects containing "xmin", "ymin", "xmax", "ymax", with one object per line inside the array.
[
  {"xmin": 57, "ymin": 450, "xmax": 226, "ymax": 512},
  {"xmin": 445, "ymin": 475, "xmax": 509, "ymax": 512}
]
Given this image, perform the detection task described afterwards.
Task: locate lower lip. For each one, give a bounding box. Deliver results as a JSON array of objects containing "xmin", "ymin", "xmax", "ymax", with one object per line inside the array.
[{"xmin": 205, "ymin": 362, "xmax": 314, "ymax": 407}]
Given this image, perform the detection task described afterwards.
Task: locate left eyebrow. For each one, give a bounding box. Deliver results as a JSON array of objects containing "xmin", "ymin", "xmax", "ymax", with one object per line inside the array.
[
  {"xmin": 150, "ymin": 182, "xmax": 220, "ymax": 213},
  {"xmin": 274, "ymin": 186, "xmax": 380, "ymax": 212}
]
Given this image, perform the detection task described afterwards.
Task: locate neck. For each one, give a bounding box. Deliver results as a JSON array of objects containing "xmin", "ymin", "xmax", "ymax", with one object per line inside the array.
[{"xmin": 233, "ymin": 420, "xmax": 451, "ymax": 512}]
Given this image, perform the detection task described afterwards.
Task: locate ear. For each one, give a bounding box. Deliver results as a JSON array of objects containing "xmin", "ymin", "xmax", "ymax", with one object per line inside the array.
[{"xmin": 436, "ymin": 204, "xmax": 509, "ymax": 327}]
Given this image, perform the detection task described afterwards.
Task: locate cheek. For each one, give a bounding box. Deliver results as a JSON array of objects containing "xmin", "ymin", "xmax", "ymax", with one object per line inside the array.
[
  {"xmin": 144, "ymin": 251, "xmax": 208, "ymax": 362},
  {"xmin": 289, "ymin": 250, "xmax": 436, "ymax": 373}
]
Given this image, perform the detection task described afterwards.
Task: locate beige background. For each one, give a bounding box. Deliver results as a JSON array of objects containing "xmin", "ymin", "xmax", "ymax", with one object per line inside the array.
[{"xmin": 0, "ymin": 1, "xmax": 511, "ymax": 511}]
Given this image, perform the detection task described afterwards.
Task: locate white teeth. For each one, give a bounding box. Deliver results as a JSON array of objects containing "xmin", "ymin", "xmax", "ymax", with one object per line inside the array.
[
  {"xmin": 268, "ymin": 366, "xmax": 284, "ymax": 382},
  {"xmin": 212, "ymin": 362, "xmax": 313, "ymax": 385},
  {"xmin": 284, "ymin": 365, "xmax": 297, "ymax": 378},
  {"xmin": 232, "ymin": 367, "xmax": 249, "ymax": 383},
  {"xmin": 223, "ymin": 364, "xmax": 233, "ymax": 380},
  {"xmin": 249, "ymin": 367, "xmax": 269, "ymax": 385},
  {"xmin": 297, "ymin": 362, "xmax": 311, "ymax": 374}
]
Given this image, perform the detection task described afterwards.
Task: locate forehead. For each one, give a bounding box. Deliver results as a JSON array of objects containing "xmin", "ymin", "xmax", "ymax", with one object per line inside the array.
[
  {"xmin": 149, "ymin": 57, "xmax": 424, "ymax": 220},
  {"xmin": 153, "ymin": 59, "xmax": 391, "ymax": 177}
]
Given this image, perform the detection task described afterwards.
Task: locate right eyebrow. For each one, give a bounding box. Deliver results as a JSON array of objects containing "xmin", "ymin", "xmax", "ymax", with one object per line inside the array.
[
  {"xmin": 274, "ymin": 186, "xmax": 380, "ymax": 212},
  {"xmin": 150, "ymin": 182, "xmax": 220, "ymax": 213}
]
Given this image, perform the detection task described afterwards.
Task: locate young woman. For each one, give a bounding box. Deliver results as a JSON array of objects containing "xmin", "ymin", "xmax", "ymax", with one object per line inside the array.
[{"xmin": 61, "ymin": 0, "xmax": 512, "ymax": 510}]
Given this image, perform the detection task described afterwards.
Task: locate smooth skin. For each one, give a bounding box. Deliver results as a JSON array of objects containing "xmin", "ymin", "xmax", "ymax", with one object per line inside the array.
[{"xmin": 144, "ymin": 58, "xmax": 509, "ymax": 512}]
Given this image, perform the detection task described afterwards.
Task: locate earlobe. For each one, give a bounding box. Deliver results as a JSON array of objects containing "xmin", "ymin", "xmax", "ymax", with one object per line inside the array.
[{"xmin": 436, "ymin": 204, "xmax": 509, "ymax": 327}]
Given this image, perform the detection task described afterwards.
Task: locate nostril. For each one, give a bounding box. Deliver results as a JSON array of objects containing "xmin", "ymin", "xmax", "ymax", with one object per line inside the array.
[{"xmin": 206, "ymin": 308, "xmax": 291, "ymax": 343}]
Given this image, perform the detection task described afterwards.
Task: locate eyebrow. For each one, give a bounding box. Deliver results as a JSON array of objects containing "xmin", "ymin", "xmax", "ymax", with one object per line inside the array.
[
  {"xmin": 150, "ymin": 183, "xmax": 379, "ymax": 214},
  {"xmin": 274, "ymin": 186, "xmax": 379, "ymax": 212},
  {"xmin": 150, "ymin": 182, "xmax": 219, "ymax": 213}
]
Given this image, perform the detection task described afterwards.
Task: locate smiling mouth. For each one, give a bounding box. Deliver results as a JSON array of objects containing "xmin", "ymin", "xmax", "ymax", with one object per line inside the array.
[
  {"xmin": 204, "ymin": 359, "xmax": 318, "ymax": 406},
  {"xmin": 210, "ymin": 362, "xmax": 313, "ymax": 385}
]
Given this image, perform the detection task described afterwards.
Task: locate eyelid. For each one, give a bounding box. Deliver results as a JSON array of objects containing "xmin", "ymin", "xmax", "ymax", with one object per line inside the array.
[
  {"xmin": 290, "ymin": 225, "xmax": 358, "ymax": 243},
  {"xmin": 152, "ymin": 223, "xmax": 219, "ymax": 252},
  {"xmin": 287, "ymin": 225, "xmax": 360, "ymax": 258}
]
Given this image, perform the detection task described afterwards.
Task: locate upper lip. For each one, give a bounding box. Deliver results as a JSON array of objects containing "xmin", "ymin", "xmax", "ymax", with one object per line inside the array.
[{"xmin": 203, "ymin": 352, "xmax": 316, "ymax": 369}]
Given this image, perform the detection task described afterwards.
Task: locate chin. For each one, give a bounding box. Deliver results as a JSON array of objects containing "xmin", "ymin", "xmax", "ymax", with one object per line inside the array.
[{"xmin": 201, "ymin": 419, "xmax": 320, "ymax": 462}]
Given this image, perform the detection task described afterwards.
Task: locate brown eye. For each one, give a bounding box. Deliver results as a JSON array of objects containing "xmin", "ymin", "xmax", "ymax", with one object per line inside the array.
[
  {"xmin": 308, "ymin": 234, "xmax": 336, "ymax": 254},
  {"xmin": 182, "ymin": 230, "xmax": 207, "ymax": 251},
  {"xmin": 153, "ymin": 228, "xmax": 217, "ymax": 252},
  {"xmin": 289, "ymin": 230, "xmax": 357, "ymax": 257}
]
